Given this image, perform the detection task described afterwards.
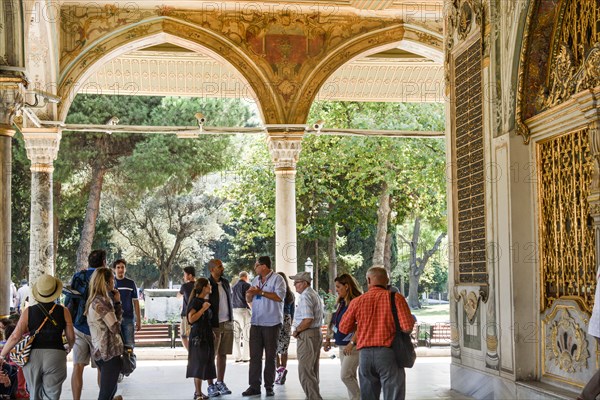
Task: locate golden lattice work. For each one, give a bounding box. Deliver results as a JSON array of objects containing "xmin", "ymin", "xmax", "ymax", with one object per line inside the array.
[{"xmin": 538, "ymin": 128, "xmax": 596, "ymax": 313}]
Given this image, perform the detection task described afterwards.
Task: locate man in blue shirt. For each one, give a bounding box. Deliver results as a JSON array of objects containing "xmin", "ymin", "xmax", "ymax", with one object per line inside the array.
[
  {"xmin": 67, "ymin": 249, "xmax": 105, "ymax": 400},
  {"xmin": 242, "ymin": 256, "xmax": 286, "ymax": 397},
  {"xmin": 112, "ymin": 259, "xmax": 142, "ymax": 347}
]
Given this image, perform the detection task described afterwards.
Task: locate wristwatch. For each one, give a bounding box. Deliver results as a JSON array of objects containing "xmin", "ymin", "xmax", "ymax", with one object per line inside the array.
[{"xmin": 261, "ymin": 291, "xmax": 265, "ymax": 296}]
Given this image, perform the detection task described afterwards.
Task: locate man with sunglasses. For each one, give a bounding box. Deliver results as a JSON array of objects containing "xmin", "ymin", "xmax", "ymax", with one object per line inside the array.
[{"xmin": 241, "ymin": 256, "xmax": 286, "ymax": 397}]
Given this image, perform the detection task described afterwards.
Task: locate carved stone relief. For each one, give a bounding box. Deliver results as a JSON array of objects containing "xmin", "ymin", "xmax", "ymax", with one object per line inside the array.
[
  {"xmin": 444, "ymin": 0, "xmax": 486, "ymax": 91},
  {"xmin": 542, "ymin": 300, "xmax": 593, "ymax": 386},
  {"xmin": 58, "ymin": 5, "xmax": 431, "ymax": 124}
]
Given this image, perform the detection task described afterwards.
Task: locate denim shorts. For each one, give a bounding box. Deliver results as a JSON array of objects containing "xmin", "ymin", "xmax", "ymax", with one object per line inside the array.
[{"xmin": 121, "ymin": 318, "xmax": 135, "ymax": 348}]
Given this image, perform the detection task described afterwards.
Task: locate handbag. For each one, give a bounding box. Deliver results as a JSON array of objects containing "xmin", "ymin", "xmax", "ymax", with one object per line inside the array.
[
  {"xmin": 389, "ymin": 291, "xmax": 417, "ymax": 368},
  {"xmin": 119, "ymin": 329, "xmax": 136, "ymax": 376},
  {"xmin": 10, "ymin": 304, "xmax": 57, "ymax": 367}
]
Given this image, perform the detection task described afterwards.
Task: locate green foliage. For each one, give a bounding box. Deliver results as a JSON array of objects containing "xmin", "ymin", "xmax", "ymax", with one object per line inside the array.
[
  {"xmin": 11, "ymin": 133, "xmax": 31, "ymax": 281},
  {"xmin": 319, "ymin": 289, "xmax": 338, "ymax": 313}
]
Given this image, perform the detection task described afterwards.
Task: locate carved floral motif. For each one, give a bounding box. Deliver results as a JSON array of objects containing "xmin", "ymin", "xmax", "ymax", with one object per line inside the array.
[{"xmin": 546, "ymin": 308, "xmax": 589, "ymax": 373}]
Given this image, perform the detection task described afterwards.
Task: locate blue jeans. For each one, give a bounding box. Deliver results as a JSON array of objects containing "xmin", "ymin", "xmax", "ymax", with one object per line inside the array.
[
  {"xmin": 121, "ymin": 318, "xmax": 135, "ymax": 348},
  {"xmin": 96, "ymin": 356, "xmax": 121, "ymax": 400}
]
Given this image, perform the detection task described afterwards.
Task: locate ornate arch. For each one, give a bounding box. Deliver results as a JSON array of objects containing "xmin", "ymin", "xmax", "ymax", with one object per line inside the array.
[
  {"xmin": 293, "ymin": 24, "xmax": 443, "ymax": 125},
  {"xmin": 516, "ymin": 0, "xmax": 600, "ymax": 143},
  {"xmin": 58, "ymin": 17, "xmax": 277, "ymax": 123}
]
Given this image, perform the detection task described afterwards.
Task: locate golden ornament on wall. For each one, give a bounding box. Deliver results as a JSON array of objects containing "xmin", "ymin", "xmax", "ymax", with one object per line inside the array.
[{"xmin": 546, "ymin": 308, "xmax": 589, "ymax": 373}]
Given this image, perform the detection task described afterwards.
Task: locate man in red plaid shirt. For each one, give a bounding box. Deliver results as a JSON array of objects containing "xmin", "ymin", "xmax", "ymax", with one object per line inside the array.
[{"xmin": 339, "ymin": 266, "xmax": 415, "ymax": 400}]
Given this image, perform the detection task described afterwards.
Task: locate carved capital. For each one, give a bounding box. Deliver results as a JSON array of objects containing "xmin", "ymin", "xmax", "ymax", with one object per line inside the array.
[
  {"xmin": 0, "ymin": 83, "xmax": 24, "ymax": 128},
  {"xmin": 22, "ymin": 128, "xmax": 62, "ymax": 173},
  {"xmin": 267, "ymin": 131, "xmax": 303, "ymax": 171}
]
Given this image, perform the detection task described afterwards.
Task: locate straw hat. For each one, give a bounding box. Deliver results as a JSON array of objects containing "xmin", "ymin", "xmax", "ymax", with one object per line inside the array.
[{"xmin": 31, "ymin": 274, "xmax": 63, "ymax": 303}]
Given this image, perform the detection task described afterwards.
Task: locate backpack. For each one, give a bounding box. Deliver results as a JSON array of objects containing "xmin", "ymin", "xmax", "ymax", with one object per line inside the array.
[{"xmin": 62, "ymin": 270, "xmax": 91, "ymax": 327}]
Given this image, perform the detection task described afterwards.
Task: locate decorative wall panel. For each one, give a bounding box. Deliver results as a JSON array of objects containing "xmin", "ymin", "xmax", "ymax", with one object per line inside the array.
[
  {"xmin": 537, "ymin": 128, "xmax": 596, "ymax": 313},
  {"xmin": 454, "ymin": 38, "xmax": 487, "ymax": 285}
]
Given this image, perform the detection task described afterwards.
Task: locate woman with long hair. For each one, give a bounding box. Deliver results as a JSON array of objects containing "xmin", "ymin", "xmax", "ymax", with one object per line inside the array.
[
  {"xmin": 86, "ymin": 267, "xmax": 124, "ymax": 400},
  {"xmin": 275, "ymin": 272, "xmax": 295, "ymax": 385},
  {"xmin": 186, "ymin": 278, "xmax": 217, "ymax": 400},
  {"xmin": 324, "ymin": 273, "xmax": 363, "ymax": 400},
  {"xmin": 0, "ymin": 274, "xmax": 75, "ymax": 400}
]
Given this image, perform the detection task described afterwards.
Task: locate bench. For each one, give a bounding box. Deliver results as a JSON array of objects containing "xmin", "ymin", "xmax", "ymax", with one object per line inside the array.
[
  {"xmin": 427, "ymin": 323, "xmax": 452, "ymax": 347},
  {"xmin": 134, "ymin": 323, "xmax": 176, "ymax": 348}
]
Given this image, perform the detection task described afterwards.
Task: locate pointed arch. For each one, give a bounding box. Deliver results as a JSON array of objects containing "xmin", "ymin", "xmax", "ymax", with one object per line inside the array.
[
  {"xmin": 57, "ymin": 18, "xmax": 279, "ymax": 123},
  {"xmin": 288, "ymin": 24, "xmax": 443, "ymax": 125}
]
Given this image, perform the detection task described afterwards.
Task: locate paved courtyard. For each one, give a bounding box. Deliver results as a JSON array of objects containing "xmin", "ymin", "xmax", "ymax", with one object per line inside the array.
[{"xmin": 61, "ymin": 351, "xmax": 471, "ymax": 400}]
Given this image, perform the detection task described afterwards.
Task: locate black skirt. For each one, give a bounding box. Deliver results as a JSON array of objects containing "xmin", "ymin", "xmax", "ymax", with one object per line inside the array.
[{"xmin": 186, "ymin": 307, "xmax": 216, "ymax": 380}]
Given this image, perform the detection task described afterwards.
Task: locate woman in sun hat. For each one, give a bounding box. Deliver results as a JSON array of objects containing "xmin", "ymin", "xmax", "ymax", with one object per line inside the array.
[{"xmin": 0, "ymin": 273, "xmax": 75, "ymax": 399}]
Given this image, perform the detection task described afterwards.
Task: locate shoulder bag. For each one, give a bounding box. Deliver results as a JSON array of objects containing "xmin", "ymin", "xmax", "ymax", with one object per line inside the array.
[
  {"xmin": 389, "ymin": 291, "xmax": 417, "ymax": 368},
  {"xmin": 10, "ymin": 304, "xmax": 57, "ymax": 367}
]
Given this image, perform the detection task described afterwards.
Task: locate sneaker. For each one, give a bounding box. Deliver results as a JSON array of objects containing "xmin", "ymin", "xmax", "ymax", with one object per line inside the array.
[
  {"xmin": 207, "ymin": 384, "xmax": 221, "ymax": 398},
  {"xmin": 241, "ymin": 387, "xmax": 261, "ymax": 397},
  {"xmin": 274, "ymin": 367, "xmax": 284, "ymax": 385},
  {"xmin": 216, "ymin": 382, "xmax": 232, "ymax": 395},
  {"xmin": 266, "ymin": 388, "xmax": 275, "ymax": 397},
  {"xmin": 279, "ymin": 368, "xmax": 288, "ymax": 385}
]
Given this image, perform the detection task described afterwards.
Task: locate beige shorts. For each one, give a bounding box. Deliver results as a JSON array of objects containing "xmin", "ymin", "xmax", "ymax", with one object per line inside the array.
[
  {"xmin": 72, "ymin": 329, "xmax": 97, "ymax": 368},
  {"xmin": 181, "ymin": 318, "xmax": 191, "ymax": 338},
  {"xmin": 213, "ymin": 321, "xmax": 234, "ymax": 355}
]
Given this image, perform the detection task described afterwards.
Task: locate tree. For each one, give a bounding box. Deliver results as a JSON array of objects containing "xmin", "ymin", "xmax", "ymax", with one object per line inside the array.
[
  {"xmin": 61, "ymin": 95, "xmax": 256, "ymax": 271},
  {"xmin": 106, "ymin": 178, "xmax": 225, "ymax": 288}
]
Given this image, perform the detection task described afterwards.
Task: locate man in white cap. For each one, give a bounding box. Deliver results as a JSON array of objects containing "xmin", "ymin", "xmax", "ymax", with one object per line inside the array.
[{"xmin": 290, "ymin": 271, "xmax": 324, "ymax": 400}]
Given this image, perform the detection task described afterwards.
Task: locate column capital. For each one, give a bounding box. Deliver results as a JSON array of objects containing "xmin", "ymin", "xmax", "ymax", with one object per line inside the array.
[
  {"xmin": 0, "ymin": 83, "xmax": 24, "ymax": 129},
  {"xmin": 22, "ymin": 128, "xmax": 62, "ymax": 173},
  {"xmin": 266, "ymin": 131, "xmax": 304, "ymax": 171}
]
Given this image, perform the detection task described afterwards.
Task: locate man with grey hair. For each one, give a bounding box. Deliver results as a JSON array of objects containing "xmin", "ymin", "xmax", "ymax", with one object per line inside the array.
[
  {"xmin": 232, "ymin": 270, "xmax": 251, "ymax": 362},
  {"xmin": 291, "ymin": 271, "xmax": 324, "ymax": 400},
  {"xmin": 340, "ymin": 266, "xmax": 414, "ymax": 400}
]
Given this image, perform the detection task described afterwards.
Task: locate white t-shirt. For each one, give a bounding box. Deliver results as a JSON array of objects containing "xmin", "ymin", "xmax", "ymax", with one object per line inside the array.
[{"xmin": 217, "ymin": 281, "xmax": 229, "ymax": 323}]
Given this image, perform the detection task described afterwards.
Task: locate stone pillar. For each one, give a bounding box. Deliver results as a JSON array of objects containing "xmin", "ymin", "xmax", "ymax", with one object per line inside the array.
[
  {"xmin": 0, "ymin": 127, "xmax": 14, "ymax": 318},
  {"xmin": 22, "ymin": 128, "xmax": 61, "ymax": 284},
  {"xmin": 0, "ymin": 86, "xmax": 23, "ymax": 317},
  {"xmin": 267, "ymin": 131, "xmax": 303, "ymax": 278}
]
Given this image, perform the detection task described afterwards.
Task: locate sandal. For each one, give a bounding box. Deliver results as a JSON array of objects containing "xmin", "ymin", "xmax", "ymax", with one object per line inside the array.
[{"xmin": 195, "ymin": 395, "xmax": 208, "ymax": 400}]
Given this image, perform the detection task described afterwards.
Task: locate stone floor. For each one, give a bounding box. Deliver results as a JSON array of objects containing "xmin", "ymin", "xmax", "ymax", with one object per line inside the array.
[{"xmin": 60, "ymin": 350, "xmax": 472, "ymax": 400}]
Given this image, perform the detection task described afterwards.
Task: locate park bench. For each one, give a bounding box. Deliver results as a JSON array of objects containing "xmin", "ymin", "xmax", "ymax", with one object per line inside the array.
[
  {"xmin": 135, "ymin": 323, "xmax": 177, "ymax": 348},
  {"xmin": 427, "ymin": 323, "xmax": 452, "ymax": 347}
]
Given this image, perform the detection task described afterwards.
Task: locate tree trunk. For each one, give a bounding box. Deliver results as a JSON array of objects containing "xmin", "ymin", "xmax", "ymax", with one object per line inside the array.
[
  {"xmin": 384, "ymin": 231, "xmax": 392, "ymax": 274},
  {"xmin": 53, "ymin": 181, "xmax": 61, "ymax": 266},
  {"xmin": 373, "ymin": 183, "xmax": 390, "ymax": 266},
  {"xmin": 328, "ymin": 223, "xmax": 337, "ymax": 293},
  {"xmin": 158, "ymin": 262, "xmax": 170, "ymax": 288},
  {"xmin": 314, "ymin": 239, "xmax": 319, "ymax": 292},
  {"xmin": 408, "ymin": 273, "xmax": 420, "ymax": 309},
  {"xmin": 76, "ymin": 164, "xmax": 106, "ymax": 270}
]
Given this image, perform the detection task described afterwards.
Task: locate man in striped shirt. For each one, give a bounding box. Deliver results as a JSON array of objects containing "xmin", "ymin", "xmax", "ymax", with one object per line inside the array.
[{"xmin": 339, "ymin": 266, "xmax": 414, "ymax": 400}]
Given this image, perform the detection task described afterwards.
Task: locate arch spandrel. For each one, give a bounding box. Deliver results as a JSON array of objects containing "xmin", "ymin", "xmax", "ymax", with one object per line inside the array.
[
  {"xmin": 57, "ymin": 18, "xmax": 279, "ymax": 123},
  {"xmin": 293, "ymin": 24, "xmax": 443, "ymax": 124},
  {"xmin": 58, "ymin": 4, "xmax": 438, "ymax": 124}
]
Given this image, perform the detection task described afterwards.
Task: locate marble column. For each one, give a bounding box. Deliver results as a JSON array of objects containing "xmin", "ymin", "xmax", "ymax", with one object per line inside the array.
[
  {"xmin": 22, "ymin": 128, "xmax": 61, "ymax": 284},
  {"xmin": 0, "ymin": 86, "xmax": 22, "ymax": 318},
  {"xmin": 267, "ymin": 132, "xmax": 303, "ymax": 278},
  {"xmin": 0, "ymin": 127, "xmax": 14, "ymax": 318}
]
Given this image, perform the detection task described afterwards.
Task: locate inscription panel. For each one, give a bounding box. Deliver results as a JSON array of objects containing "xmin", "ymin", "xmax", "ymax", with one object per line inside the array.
[{"xmin": 454, "ymin": 38, "xmax": 487, "ymax": 285}]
